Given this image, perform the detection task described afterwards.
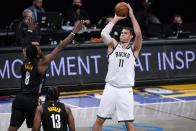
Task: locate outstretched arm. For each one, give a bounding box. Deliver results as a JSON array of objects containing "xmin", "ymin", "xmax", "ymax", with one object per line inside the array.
[
  {"xmin": 126, "ymin": 3, "xmax": 142, "ymax": 58},
  {"xmin": 38, "ymin": 21, "xmax": 83, "ymax": 73}
]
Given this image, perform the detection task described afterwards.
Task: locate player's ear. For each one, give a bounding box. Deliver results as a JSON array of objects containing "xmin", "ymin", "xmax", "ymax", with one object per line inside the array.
[{"xmin": 129, "ymin": 34, "xmax": 133, "ymax": 39}]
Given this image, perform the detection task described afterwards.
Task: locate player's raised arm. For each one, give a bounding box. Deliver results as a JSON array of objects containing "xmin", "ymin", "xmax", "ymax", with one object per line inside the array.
[
  {"xmin": 39, "ymin": 20, "xmax": 84, "ymax": 66},
  {"xmin": 101, "ymin": 14, "xmax": 126, "ymax": 54},
  {"xmin": 126, "ymin": 3, "xmax": 142, "ymax": 58}
]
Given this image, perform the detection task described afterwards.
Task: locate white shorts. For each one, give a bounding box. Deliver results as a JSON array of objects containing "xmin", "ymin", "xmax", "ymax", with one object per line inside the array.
[{"xmin": 97, "ymin": 83, "xmax": 134, "ymax": 122}]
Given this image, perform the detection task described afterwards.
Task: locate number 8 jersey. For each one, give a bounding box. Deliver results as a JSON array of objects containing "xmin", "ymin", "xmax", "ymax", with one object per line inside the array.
[
  {"xmin": 105, "ymin": 43, "xmax": 136, "ymax": 88},
  {"xmin": 42, "ymin": 101, "xmax": 68, "ymax": 131},
  {"xmin": 21, "ymin": 59, "xmax": 45, "ymax": 95}
]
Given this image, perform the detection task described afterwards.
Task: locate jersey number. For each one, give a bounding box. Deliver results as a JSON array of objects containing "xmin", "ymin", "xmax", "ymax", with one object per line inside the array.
[
  {"xmin": 25, "ymin": 71, "xmax": 30, "ymax": 85},
  {"xmin": 51, "ymin": 114, "xmax": 61, "ymax": 129},
  {"xmin": 119, "ymin": 59, "xmax": 124, "ymax": 67}
]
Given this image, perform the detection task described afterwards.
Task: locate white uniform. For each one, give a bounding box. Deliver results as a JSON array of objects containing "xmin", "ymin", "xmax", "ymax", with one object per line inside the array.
[
  {"xmin": 105, "ymin": 43, "xmax": 136, "ymax": 87},
  {"xmin": 98, "ymin": 43, "xmax": 136, "ymax": 122}
]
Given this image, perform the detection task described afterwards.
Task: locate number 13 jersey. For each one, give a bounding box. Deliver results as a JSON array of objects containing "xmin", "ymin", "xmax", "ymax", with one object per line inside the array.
[
  {"xmin": 42, "ymin": 101, "xmax": 68, "ymax": 131},
  {"xmin": 105, "ymin": 43, "xmax": 136, "ymax": 88}
]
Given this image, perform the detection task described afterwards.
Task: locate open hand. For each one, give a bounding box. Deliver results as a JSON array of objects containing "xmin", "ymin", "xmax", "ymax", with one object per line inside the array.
[
  {"xmin": 73, "ymin": 20, "xmax": 84, "ymax": 34},
  {"xmin": 125, "ymin": 3, "xmax": 133, "ymax": 16}
]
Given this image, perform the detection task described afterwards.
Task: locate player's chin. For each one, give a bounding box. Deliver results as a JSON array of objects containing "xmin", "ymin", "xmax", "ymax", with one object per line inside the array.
[{"xmin": 120, "ymin": 39, "xmax": 128, "ymax": 43}]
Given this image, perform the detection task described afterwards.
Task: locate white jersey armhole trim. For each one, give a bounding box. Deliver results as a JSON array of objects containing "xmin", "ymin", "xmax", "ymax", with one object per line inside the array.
[{"xmin": 108, "ymin": 43, "xmax": 119, "ymax": 56}]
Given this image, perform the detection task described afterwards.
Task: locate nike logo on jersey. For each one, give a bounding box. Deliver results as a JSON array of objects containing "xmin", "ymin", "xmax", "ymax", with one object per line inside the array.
[{"xmin": 115, "ymin": 52, "xmax": 130, "ymax": 59}]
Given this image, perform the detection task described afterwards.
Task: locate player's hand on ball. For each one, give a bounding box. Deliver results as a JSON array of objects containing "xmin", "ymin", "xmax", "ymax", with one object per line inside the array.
[
  {"xmin": 114, "ymin": 2, "xmax": 129, "ymax": 17},
  {"xmin": 125, "ymin": 3, "xmax": 133, "ymax": 16},
  {"xmin": 114, "ymin": 14, "xmax": 127, "ymax": 21}
]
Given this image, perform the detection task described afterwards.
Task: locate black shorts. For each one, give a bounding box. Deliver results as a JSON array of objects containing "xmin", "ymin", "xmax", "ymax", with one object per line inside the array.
[{"xmin": 10, "ymin": 93, "xmax": 38, "ymax": 128}]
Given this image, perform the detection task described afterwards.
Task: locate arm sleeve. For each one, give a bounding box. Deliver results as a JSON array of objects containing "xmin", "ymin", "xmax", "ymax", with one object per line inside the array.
[{"xmin": 101, "ymin": 22, "xmax": 114, "ymax": 45}]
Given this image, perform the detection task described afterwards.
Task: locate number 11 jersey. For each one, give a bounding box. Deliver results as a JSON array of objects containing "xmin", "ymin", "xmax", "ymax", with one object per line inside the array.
[{"xmin": 105, "ymin": 43, "xmax": 136, "ymax": 88}]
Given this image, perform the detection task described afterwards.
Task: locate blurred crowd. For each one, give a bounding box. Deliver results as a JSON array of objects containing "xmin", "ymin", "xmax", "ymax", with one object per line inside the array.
[{"xmin": 0, "ymin": 0, "xmax": 192, "ymax": 47}]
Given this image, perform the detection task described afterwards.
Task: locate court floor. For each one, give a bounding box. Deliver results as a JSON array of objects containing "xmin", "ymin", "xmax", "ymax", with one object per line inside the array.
[{"xmin": 0, "ymin": 83, "xmax": 196, "ymax": 131}]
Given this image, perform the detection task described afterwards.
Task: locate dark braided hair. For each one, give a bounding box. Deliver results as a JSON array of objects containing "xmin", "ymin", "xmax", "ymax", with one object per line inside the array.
[
  {"xmin": 26, "ymin": 45, "xmax": 38, "ymax": 61},
  {"xmin": 45, "ymin": 87, "xmax": 60, "ymax": 101}
]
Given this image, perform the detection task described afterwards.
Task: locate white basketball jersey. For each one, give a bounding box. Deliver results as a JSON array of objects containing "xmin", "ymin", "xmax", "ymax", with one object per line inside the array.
[{"xmin": 105, "ymin": 43, "xmax": 136, "ymax": 88}]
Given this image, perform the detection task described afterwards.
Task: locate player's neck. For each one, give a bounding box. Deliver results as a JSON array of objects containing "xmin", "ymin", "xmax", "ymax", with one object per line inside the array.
[{"xmin": 120, "ymin": 42, "xmax": 130, "ymax": 49}]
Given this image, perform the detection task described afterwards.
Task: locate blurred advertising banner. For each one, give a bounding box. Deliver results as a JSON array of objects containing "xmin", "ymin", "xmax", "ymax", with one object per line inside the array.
[{"xmin": 0, "ymin": 41, "xmax": 196, "ymax": 90}]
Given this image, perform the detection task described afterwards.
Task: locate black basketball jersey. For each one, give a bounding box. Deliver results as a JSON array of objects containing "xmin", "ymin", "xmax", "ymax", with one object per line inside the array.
[
  {"xmin": 42, "ymin": 101, "xmax": 68, "ymax": 131},
  {"xmin": 21, "ymin": 59, "xmax": 45, "ymax": 95}
]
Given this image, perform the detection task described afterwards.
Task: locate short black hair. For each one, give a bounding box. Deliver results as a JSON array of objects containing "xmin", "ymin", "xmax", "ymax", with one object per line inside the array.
[
  {"xmin": 45, "ymin": 87, "xmax": 60, "ymax": 101},
  {"xmin": 122, "ymin": 27, "xmax": 133, "ymax": 35},
  {"xmin": 26, "ymin": 45, "xmax": 38, "ymax": 61}
]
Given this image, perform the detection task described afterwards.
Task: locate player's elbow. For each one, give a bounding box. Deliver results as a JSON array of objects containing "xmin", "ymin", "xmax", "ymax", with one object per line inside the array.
[
  {"xmin": 101, "ymin": 31, "xmax": 112, "ymax": 45},
  {"xmin": 135, "ymin": 31, "xmax": 142, "ymax": 37},
  {"xmin": 101, "ymin": 30, "xmax": 107, "ymax": 39}
]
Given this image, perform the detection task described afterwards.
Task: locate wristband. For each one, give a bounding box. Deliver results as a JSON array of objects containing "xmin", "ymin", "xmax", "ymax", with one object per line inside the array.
[
  {"xmin": 71, "ymin": 32, "xmax": 75, "ymax": 36},
  {"xmin": 27, "ymin": 30, "xmax": 33, "ymax": 32}
]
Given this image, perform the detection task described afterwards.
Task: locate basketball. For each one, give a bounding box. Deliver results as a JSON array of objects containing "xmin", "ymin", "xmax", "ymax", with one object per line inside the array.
[{"xmin": 114, "ymin": 2, "xmax": 129, "ymax": 17}]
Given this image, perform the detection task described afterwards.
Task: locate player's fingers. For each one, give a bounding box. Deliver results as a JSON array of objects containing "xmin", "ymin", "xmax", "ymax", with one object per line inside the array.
[
  {"xmin": 119, "ymin": 16, "xmax": 127, "ymax": 19},
  {"xmin": 77, "ymin": 20, "xmax": 84, "ymax": 29},
  {"xmin": 126, "ymin": 3, "xmax": 131, "ymax": 8}
]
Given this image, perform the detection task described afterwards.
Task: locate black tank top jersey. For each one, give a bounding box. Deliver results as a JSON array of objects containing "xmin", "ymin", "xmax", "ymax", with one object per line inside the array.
[
  {"xmin": 21, "ymin": 59, "xmax": 45, "ymax": 95},
  {"xmin": 42, "ymin": 101, "xmax": 68, "ymax": 131}
]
